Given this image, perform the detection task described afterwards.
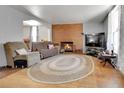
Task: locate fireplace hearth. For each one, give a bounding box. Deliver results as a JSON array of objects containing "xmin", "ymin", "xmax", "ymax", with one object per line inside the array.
[{"xmin": 61, "ymin": 42, "xmax": 73, "ymax": 52}]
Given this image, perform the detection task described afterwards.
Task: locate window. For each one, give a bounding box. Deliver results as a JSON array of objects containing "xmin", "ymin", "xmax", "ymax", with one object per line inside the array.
[
  {"xmin": 107, "ymin": 6, "xmax": 120, "ymax": 54},
  {"xmin": 112, "ymin": 6, "xmax": 120, "ymax": 54},
  {"xmin": 31, "ymin": 26, "xmax": 38, "ymax": 42}
]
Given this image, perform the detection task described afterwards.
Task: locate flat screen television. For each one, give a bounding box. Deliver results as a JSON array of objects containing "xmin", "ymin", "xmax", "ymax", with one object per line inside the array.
[{"xmin": 85, "ymin": 33, "xmax": 105, "ymax": 47}]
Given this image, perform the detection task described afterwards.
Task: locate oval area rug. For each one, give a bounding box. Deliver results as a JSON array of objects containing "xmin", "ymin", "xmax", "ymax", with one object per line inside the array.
[{"xmin": 27, "ymin": 54, "xmax": 94, "ymax": 84}]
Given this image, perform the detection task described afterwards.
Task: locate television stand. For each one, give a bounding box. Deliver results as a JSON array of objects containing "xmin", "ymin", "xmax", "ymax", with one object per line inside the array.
[{"xmin": 86, "ymin": 47, "xmax": 104, "ymax": 57}]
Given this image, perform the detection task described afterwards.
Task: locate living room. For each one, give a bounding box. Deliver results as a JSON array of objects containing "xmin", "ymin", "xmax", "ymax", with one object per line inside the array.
[{"xmin": 0, "ymin": 5, "xmax": 124, "ymax": 89}]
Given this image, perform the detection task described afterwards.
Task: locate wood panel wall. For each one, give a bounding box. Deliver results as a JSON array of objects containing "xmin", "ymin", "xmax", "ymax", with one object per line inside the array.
[{"xmin": 52, "ymin": 24, "xmax": 83, "ymax": 50}]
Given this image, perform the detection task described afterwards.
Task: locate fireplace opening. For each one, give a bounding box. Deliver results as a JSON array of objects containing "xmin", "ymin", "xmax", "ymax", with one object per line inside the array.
[{"xmin": 61, "ymin": 42, "xmax": 73, "ymax": 52}]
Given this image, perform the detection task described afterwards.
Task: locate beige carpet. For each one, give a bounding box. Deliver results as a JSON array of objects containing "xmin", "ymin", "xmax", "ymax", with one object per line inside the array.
[{"xmin": 28, "ymin": 54, "xmax": 94, "ymax": 84}]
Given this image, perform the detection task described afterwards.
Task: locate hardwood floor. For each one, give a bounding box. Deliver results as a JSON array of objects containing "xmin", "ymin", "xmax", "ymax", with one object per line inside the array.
[
  {"xmin": 0, "ymin": 68, "xmax": 21, "ymax": 79},
  {"xmin": 0, "ymin": 55, "xmax": 124, "ymax": 88}
]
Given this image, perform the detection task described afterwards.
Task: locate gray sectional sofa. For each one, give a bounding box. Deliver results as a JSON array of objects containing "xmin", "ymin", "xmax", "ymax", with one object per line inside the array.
[
  {"xmin": 4, "ymin": 41, "xmax": 59, "ymax": 68},
  {"xmin": 32, "ymin": 42, "xmax": 59, "ymax": 59}
]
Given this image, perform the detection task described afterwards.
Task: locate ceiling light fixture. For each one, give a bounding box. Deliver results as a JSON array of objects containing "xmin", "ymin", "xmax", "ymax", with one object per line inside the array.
[{"xmin": 23, "ymin": 20, "xmax": 42, "ymax": 26}]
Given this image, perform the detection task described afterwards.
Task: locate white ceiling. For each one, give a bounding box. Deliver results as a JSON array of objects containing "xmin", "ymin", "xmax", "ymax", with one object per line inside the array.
[{"xmin": 11, "ymin": 5, "xmax": 113, "ymax": 24}]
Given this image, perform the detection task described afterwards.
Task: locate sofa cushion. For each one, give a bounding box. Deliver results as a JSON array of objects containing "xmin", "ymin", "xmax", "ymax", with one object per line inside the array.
[
  {"xmin": 32, "ymin": 41, "xmax": 53, "ymax": 51},
  {"xmin": 32, "ymin": 42, "xmax": 45, "ymax": 51},
  {"xmin": 40, "ymin": 48, "xmax": 58, "ymax": 58}
]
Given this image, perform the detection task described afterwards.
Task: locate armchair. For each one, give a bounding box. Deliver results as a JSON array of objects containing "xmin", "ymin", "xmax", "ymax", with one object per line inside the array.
[{"xmin": 4, "ymin": 42, "xmax": 40, "ymax": 68}]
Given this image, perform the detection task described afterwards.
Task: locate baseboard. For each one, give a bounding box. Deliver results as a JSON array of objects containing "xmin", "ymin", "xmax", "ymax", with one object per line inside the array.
[
  {"xmin": 0, "ymin": 65, "xmax": 12, "ymax": 70},
  {"xmin": 0, "ymin": 66, "xmax": 7, "ymax": 70},
  {"xmin": 117, "ymin": 66, "xmax": 124, "ymax": 75},
  {"xmin": 6, "ymin": 65, "xmax": 12, "ymax": 68},
  {"xmin": 0, "ymin": 66, "xmax": 6, "ymax": 68}
]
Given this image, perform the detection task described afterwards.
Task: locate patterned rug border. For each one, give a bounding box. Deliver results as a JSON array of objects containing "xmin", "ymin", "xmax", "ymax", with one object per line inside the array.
[{"xmin": 27, "ymin": 54, "xmax": 95, "ymax": 84}]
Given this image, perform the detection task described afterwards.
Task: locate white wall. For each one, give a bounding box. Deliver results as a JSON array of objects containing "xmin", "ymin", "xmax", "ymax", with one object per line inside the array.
[
  {"xmin": 0, "ymin": 6, "xmax": 40, "ymax": 67},
  {"xmin": 83, "ymin": 22, "xmax": 104, "ymax": 34},
  {"xmin": 38, "ymin": 25, "xmax": 52, "ymax": 42},
  {"xmin": 83, "ymin": 22, "xmax": 105, "ymax": 52},
  {"xmin": 118, "ymin": 6, "xmax": 124, "ymax": 74},
  {"xmin": 23, "ymin": 26, "xmax": 31, "ymax": 39}
]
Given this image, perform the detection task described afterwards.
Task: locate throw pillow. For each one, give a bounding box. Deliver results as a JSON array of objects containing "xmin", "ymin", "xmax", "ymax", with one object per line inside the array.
[
  {"xmin": 48, "ymin": 44, "xmax": 55, "ymax": 49},
  {"xmin": 15, "ymin": 48, "xmax": 28, "ymax": 55}
]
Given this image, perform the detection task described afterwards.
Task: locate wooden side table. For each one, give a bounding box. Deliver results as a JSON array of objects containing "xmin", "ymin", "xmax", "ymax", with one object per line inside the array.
[{"xmin": 99, "ymin": 54, "xmax": 117, "ymax": 68}]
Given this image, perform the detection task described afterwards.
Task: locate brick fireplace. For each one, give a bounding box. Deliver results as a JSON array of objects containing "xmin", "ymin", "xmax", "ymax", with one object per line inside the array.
[{"xmin": 61, "ymin": 42, "xmax": 73, "ymax": 52}]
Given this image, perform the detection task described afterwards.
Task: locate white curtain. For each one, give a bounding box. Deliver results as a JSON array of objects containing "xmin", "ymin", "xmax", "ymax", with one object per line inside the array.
[
  {"xmin": 31, "ymin": 26, "xmax": 38, "ymax": 42},
  {"xmin": 107, "ymin": 6, "xmax": 121, "ymax": 54}
]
